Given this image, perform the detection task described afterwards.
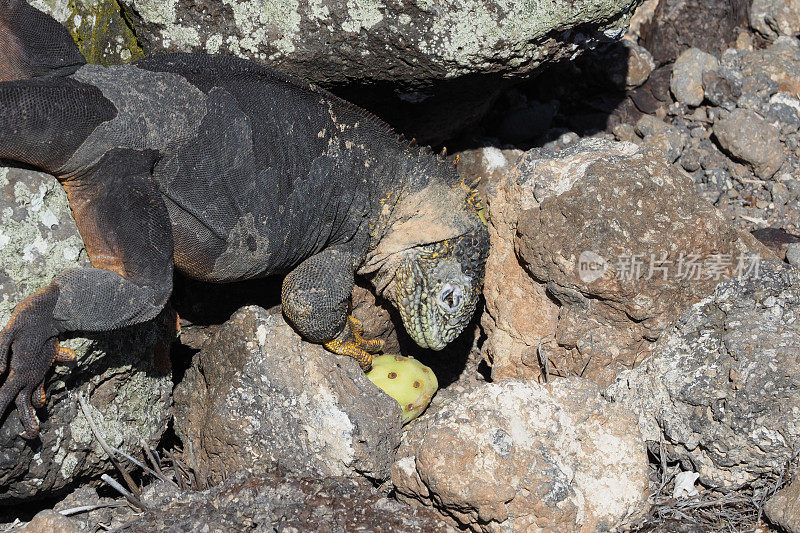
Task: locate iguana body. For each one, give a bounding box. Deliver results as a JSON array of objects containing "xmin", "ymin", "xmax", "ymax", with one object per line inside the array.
[{"xmin": 0, "ymin": 0, "xmax": 489, "ymax": 439}]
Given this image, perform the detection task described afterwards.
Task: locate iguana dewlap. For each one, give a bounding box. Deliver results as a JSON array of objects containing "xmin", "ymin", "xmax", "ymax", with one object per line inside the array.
[{"xmin": 0, "ymin": 0, "xmax": 489, "ymax": 439}]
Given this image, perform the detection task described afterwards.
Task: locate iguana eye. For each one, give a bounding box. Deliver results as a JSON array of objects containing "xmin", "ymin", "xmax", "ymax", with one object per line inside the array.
[{"xmin": 437, "ymin": 283, "xmax": 463, "ymax": 313}]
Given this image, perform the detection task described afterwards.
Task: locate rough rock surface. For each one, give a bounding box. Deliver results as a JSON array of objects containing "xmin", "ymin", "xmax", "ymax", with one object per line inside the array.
[
  {"xmin": 113, "ymin": 472, "xmax": 457, "ymax": 532},
  {"xmin": 765, "ymin": 472, "xmax": 800, "ymax": 533},
  {"xmin": 0, "ymin": 167, "xmax": 172, "ymax": 503},
  {"xmin": 117, "ymin": 0, "xmax": 638, "ymax": 142},
  {"xmin": 494, "ymin": 139, "xmax": 766, "ymax": 386},
  {"xmin": 121, "ymin": 0, "xmax": 636, "ymax": 83},
  {"xmin": 606, "ymin": 260, "xmax": 800, "ymax": 489},
  {"xmin": 30, "ymin": 0, "xmax": 144, "ymax": 65},
  {"xmin": 740, "ymin": 36, "xmax": 800, "ymax": 99},
  {"xmin": 173, "ymin": 305, "xmax": 402, "ymax": 486},
  {"xmin": 639, "ymin": 0, "xmax": 749, "ymax": 65},
  {"xmin": 392, "ymin": 378, "xmax": 649, "ymax": 532},
  {"xmin": 750, "ymin": 0, "xmax": 800, "ymax": 40},
  {"xmin": 713, "ymin": 108, "xmax": 786, "ymax": 179},
  {"xmin": 475, "ymin": 147, "xmax": 560, "ymax": 382},
  {"xmin": 18, "ymin": 510, "xmax": 80, "ymax": 533},
  {"xmin": 670, "ymin": 47, "xmax": 719, "ymax": 106}
]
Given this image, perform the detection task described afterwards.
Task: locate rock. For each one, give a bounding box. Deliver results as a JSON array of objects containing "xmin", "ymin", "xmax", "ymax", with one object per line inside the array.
[
  {"xmin": 117, "ymin": 0, "xmax": 637, "ymax": 143},
  {"xmin": 635, "ymin": 114, "xmax": 686, "ymax": 162},
  {"xmin": 713, "ymin": 108, "xmax": 785, "ymax": 179},
  {"xmin": 173, "ymin": 305, "xmax": 402, "ymax": 486},
  {"xmin": 787, "ymin": 242, "xmax": 800, "ymax": 266},
  {"xmin": 607, "ymin": 260, "xmax": 800, "ymax": 489},
  {"xmin": 624, "ymin": 41, "xmax": 657, "ymax": 89},
  {"xmin": 351, "ymin": 280, "xmax": 400, "ymax": 353},
  {"xmin": 750, "ymin": 0, "xmax": 800, "ymax": 40},
  {"xmin": 590, "ymin": 40, "xmax": 656, "ymax": 90},
  {"xmin": 765, "ymin": 473, "xmax": 800, "ymax": 533},
  {"xmin": 639, "ymin": 0, "xmax": 749, "ymax": 65},
  {"xmin": 479, "ymin": 150, "xmax": 560, "ymax": 382},
  {"xmin": 19, "ymin": 510, "xmax": 80, "ymax": 533},
  {"xmin": 670, "ymin": 48, "xmax": 720, "ymax": 106},
  {"xmin": 740, "ymin": 37, "xmax": 800, "ymax": 98},
  {"xmin": 391, "ymin": 378, "xmax": 649, "ymax": 532},
  {"xmin": 510, "ymin": 139, "xmax": 766, "ymax": 386},
  {"xmin": 0, "ymin": 167, "xmax": 173, "ymax": 503},
  {"xmin": 115, "ymin": 472, "xmax": 457, "ymax": 532},
  {"xmin": 30, "ymin": 0, "xmax": 144, "ymax": 65}
]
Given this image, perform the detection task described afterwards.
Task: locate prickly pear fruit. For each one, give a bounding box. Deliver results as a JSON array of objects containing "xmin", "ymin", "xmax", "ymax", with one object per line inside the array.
[{"xmin": 366, "ymin": 354, "xmax": 438, "ymax": 424}]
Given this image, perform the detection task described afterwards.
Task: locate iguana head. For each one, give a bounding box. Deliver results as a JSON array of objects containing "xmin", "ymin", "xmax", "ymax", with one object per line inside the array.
[{"xmin": 393, "ymin": 226, "xmax": 489, "ymax": 350}]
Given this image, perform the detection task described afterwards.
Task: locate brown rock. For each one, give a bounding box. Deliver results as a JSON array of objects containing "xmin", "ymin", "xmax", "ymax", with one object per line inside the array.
[
  {"xmin": 480, "ymin": 149, "xmax": 560, "ymax": 382},
  {"xmin": 639, "ymin": 0, "xmax": 749, "ymax": 65},
  {"xmin": 765, "ymin": 473, "xmax": 800, "ymax": 533},
  {"xmin": 513, "ymin": 139, "xmax": 767, "ymax": 386},
  {"xmin": 20, "ymin": 510, "xmax": 81, "ymax": 533},
  {"xmin": 351, "ymin": 280, "xmax": 400, "ymax": 353},
  {"xmin": 713, "ymin": 108, "xmax": 785, "ymax": 179},
  {"xmin": 392, "ymin": 378, "xmax": 649, "ymax": 532}
]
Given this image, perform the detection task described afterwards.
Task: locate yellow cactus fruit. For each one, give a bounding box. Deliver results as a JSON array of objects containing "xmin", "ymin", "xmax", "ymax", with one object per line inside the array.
[{"xmin": 366, "ymin": 354, "xmax": 439, "ymax": 424}]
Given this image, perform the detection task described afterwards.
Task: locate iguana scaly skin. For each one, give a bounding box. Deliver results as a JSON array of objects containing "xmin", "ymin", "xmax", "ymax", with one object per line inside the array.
[{"xmin": 0, "ymin": 0, "xmax": 489, "ymax": 439}]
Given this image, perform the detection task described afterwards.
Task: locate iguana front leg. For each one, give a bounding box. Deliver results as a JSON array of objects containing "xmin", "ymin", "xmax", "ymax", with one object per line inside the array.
[
  {"xmin": 0, "ymin": 149, "xmax": 174, "ymax": 438},
  {"xmin": 281, "ymin": 248, "xmax": 384, "ymax": 370}
]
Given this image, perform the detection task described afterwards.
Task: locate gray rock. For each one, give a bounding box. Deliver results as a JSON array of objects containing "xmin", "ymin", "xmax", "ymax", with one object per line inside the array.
[
  {"xmin": 117, "ymin": 0, "xmax": 637, "ymax": 142},
  {"xmin": 392, "ymin": 378, "xmax": 649, "ymax": 532},
  {"xmin": 173, "ymin": 305, "xmax": 402, "ymax": 486},
  {"xmin": 114, "ymin": 472, "xmax": 457, "ymax": 532},
  {"xmin": 635, "ymin": 115, "xmax": 686, "ymax": 163},
  {"xmin": 750, "ymin": 0, "xmax": 800, "ymax": 40},
  {"xmin": 713, "ymin": 108, "xmax": 785, "ymax": 179},
  {"xmin": 607, "ymin": 260, "xmax": 800, "ymax": 489},
  {"xmin": 786, "ymin": 242, "xmax": 800, "ymax": 266},
  {"xmin": 0, "ymin": 167, "xmax": 172, "ymax": 503},
  {"xmin": 670, "ymin": 48, "xmax": 720, "ymax": 106}
]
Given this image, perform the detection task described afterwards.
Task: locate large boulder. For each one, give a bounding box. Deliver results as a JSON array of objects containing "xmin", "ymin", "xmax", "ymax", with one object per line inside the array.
[
  {"xmin": 607, "ymin": 260, "xmax": 800, "ymax": 489},
  {"xmin": 482, "ymin": 139, "xmax": 767, "ymax": 386},
  {"xmin": 0, "ymin": 167, "xmax": 172, "ymax": 502},
  {"xmin": 115, "ymin": 0, "xmax": 640, "ymax": 143},
  {"xmin": 173, "ymin": 305, "xmax": 402, "ymax": 486},
  {"xmin": 391, "ymin": 378, "xmax": 649, "ymax": 532}
]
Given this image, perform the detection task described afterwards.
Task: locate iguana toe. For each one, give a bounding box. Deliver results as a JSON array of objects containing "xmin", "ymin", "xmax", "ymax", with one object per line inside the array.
[
  {"xmin": 325, "ymin": 339, "xmax": 374, "ymax": 371},
  {"xmin": 325, "ymin": 316, "xmax": 385, "ymax": 371}
]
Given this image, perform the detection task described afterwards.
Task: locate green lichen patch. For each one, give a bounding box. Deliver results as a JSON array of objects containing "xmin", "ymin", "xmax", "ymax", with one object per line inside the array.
[{"xmin": 66, "ymin": 0, "xmax": 145, "ymax": 65}]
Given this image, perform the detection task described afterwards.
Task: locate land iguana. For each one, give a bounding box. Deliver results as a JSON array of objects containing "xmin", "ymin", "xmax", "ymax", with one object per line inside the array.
[{"xmin": 0, "ymin": 0, "xmax": 489, "ymax": 439}]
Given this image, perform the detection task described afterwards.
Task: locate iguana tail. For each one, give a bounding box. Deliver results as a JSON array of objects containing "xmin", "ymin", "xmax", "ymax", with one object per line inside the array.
[{"xmin": 0, "ymin": 0, "xmax": 85, "ymax": 81}]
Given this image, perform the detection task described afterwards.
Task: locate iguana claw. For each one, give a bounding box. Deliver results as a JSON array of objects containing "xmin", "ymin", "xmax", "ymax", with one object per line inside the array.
[
  {"xmin": 0, "ymin": 288, "xmax": 66, "ymax": 439},
  {"xmin": 325, "ymin": 316, "xmax": 384, "ymax": 371}
]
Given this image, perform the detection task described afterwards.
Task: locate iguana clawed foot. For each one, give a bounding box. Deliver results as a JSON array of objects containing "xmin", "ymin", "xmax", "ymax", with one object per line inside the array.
[
  {"xmin": 325, "ymin": 316, "xmax": 384, "ymax": 371},
  {"xmin": 0, "ymin": 288, "xmax": 73, "ymax": 439}
]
